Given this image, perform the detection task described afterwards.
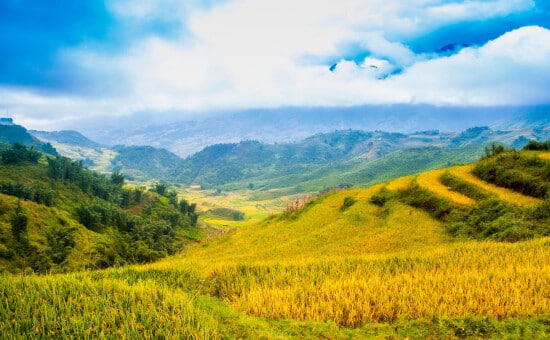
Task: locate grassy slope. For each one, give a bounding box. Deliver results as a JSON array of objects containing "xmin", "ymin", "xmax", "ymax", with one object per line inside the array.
[
  {"xmin": 1, "ymin": 151, "xmax": 549, "ymax": 338},
  {"xmin": 0, "ymin": 159, "xmax": 203, "ymax": 273}
]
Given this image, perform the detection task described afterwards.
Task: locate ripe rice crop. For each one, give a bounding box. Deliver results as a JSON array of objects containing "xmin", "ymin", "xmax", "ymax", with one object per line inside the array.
[
  {"xmin": 0, "ymin": 272, "xmax": 221, "ymax": 339},
  {"xmin": 416, "ymin": 169, "xmax": 475, "ymax": 206},
  {"xmin": 385, "ymin": 175, "xmax": 413, "ymax": 191},
  {"xmin": 448, "ymin": 165, "xmax": 540, "ymax": 207},
  {"xmin": 205, "ymin": 238, "xmax": 550, "ymax": 327}
]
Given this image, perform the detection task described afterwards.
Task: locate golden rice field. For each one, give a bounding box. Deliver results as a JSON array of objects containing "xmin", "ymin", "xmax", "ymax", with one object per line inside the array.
[
  {"xmin": 204, "ymin": 238, "xmax": 550, "ymax": 327},
  {"xmin": 539, "ymin": 152, "xmax": 550, "ymax": 160},
  {"xmin": 2, "ymin": 162, "xmax": 550, "ymax": 338},
  {"xmin": 416, "ymin": 168, "xmax": 476, "ymax": 206},
  {"xmin": 385, "ymin": 175, "xmax": 413, "ymax": 191},
  {"xmin": 0, "ymin": 272, "xmax": 221, "ymax": 339},
  {"xmin": 180, "ymin": 187, "xmax": 451, "ymax": 263},
  {"xmin": 448, "ymin": 165, "xmax": 541, "ymax": 207}
]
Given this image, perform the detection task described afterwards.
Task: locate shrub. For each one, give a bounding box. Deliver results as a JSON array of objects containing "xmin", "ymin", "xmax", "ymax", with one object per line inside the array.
[
  {"xmin": 340, "ymin": 196, "xmax": 356, "ymax": 211},
  {"xmin": 370, "ymin": 188, "xmax": 393, "ymax": 207}
]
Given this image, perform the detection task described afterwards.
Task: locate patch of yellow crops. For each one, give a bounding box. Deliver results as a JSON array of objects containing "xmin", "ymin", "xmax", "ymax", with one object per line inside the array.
[
  {"xmin": 416, "ymin": 169, "xmax": 476, "ymax": 206},
  {"xmin": 205, "ymin": 238, "xmax": 550, "ymax": 327},
  {"xmin": 177, "ymin": 187, "xmax": 451, "ymax": 265},
  {"xmin": 449, "ymin": 165, "xmax": 541, "ymax": 207},
  {"xmin": 539, "ymin": 152, "xmax": 550, "ymax": 160},
  {"xmin": 385, "ymin": 175, "xmax": 413, "ymax": 191},
  {"xmin": 0, "ymin": 272, "xmax": 221, "ymax": 339}
]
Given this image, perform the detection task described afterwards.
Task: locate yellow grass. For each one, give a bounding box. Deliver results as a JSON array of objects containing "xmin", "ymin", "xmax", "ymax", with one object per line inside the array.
[
  {"xmin": 385, "ymin": 175, "xmax": 413, "ymax": 191},
  {"xmin": 416, "ymin": 169, "xmax": 476, "ymax": 206},
  {"xmin": 0, "ymin": 272, "xmax": 221, "ymax": 338},
  {"xmin": 180, "ymin": 188, "xmax": 451, "ymax": 264},
  {"xmin": 448, "ymin": 165, "xmax": 541, "ymax": 207},
  {"xmin": 213, "ymin": 239, "xmax": 550, "ymax": 326},
  {"xmin": 179, "ymin": 187, "xmax": 302, "ymax": 225},
  {"xmin": 539, "ymin": 152, "xmax": 550, "ymax": 160}
]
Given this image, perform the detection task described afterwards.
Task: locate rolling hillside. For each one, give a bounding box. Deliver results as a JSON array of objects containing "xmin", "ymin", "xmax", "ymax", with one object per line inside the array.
[
  {"xmin": 0, "ymin": 124, "xmax": 58, "ymax": 155},
  {"xmin": 32, "ymin": 125, "xmax": 550, "ymax": 191},
  {"xmin": 1, "ymin": 148, "xmax": 548, "ymax": 338},
  {"xmin": 0, "ymin": 144, "xmax": 202, "ymax": 274}
]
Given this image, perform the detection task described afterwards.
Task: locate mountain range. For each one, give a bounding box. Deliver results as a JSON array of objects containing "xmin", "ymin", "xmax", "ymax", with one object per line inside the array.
[
  {"xmin": 60, "ymin": 105, "xmax": 550, "ymax": 157},
  {"xmin": 30, "ymin": 119, "xmax": 550, "ymax": 192}
]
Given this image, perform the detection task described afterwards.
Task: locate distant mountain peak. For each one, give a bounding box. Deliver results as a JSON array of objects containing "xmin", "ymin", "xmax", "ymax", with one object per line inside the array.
[{"xmin": 30, "ymin": 130, "xmax": 103, "ymax": 148}]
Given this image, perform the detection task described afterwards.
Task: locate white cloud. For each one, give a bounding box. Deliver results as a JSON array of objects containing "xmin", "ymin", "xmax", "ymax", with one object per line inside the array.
[
  {"xmin": 2, "ymin": 0, "xmax": 548, "ymax": 130},
  {"xmin": 391, "ymin": 26, "xmax": 550, "ymax": 105}
]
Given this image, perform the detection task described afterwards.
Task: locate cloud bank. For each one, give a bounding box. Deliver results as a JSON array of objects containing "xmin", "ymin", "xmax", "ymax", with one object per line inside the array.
[{"xmin": 0, "ymin": 0, "xmax": 549, "ymax": 129}]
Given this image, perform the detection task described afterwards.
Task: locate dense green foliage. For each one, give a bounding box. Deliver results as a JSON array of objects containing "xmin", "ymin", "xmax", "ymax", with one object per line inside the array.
[
  {"xmin": 111, "ymin": 145, "xmax": 185, "ymax": 181},
  {"xmin": 523, "ymin": 140, "xmax": 550, "ymax": 150},
  {"xmin": 1, "ymin": 142, "xmax": 42, "ymax": 164},
  {"xmin": 204, "ymin": 207, "xmax": 245, "ymax": 221},
  {"xmin": 0, "ymin": 151, "xmax": 200, "ymax": 273},
  {"xmin": 474, "ymin": 151, "xmax": 549, "ymax": 199},
  {"xmin": 340, "ymin": 196, "xmax": 357, "ymax": 211}
]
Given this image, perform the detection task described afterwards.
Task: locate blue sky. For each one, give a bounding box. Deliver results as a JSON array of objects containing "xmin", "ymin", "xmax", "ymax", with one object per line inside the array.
[{"xmin": 1, "ymin": 0, "xmax": 549, "ymax": 129}]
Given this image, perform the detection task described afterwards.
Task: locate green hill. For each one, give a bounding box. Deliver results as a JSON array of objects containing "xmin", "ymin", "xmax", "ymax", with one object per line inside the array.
[
  {"xmin": 29, "ymin": 129, "xmax": 103, "ymax": 148},
  {"xmin": 111, "ymin": 145, "xmax": 185, "ymax": 181},
  {"xmin": 0, "ymin": 124, "xmax": 58, "ymax": 155},
  {"xmin": 1, "ymin": 147, "xmax": 548, "ymax": 338},
  {"xmin": 0, "ymin": 144, "xmax": 201, "ymax": 273}
]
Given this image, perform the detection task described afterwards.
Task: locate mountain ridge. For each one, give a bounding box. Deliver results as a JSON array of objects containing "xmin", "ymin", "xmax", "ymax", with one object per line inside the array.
[{"xmin": 60, "ymin": 104, "xmax": 550, "ymax": 157}]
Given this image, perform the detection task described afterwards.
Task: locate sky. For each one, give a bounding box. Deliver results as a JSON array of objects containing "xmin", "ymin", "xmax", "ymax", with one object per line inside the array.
[{"xmin": 1, "ymin": 0, "xmax": 549, "ymax": 130}]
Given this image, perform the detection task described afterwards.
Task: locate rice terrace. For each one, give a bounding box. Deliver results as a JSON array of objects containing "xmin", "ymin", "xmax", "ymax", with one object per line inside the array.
[{"xmin": 1, "ymin": 140, "xmax": 549, "ymax": 338}]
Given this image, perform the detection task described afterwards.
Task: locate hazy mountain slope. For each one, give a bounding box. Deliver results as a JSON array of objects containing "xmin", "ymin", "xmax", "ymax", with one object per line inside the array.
[
  {"xmin": 111, "ymin": 145, "xmax": 185, "ymax": 181},
  {"xmin": 30, "ymin": 130, "xmax": 103, "ymax": 148},
  {"xmin": 176, "ymin": 127, "xmax": 549, "ymax": 189},
  {"xmin": 28, "ymin": 122, "xmax": 549, "ymax": 192},
  {"xmin": 0, "ymin": 124, "xmax": 58, "ymax": 155},
  {"xmin": 72, "ymin": 104, "xmax": 550, "ymax": 157}
]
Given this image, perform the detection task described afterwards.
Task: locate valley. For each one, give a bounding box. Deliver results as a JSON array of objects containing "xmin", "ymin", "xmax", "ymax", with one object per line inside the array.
[{"xmin": 0, "ymin": 126, "xmax": 549, "ymax": 337}]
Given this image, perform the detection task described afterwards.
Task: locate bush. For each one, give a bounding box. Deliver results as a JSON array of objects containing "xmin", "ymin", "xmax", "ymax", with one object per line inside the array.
[
  {"xmin": 474, "ymin": 152, "xmax": 549, "ymax": 199},
  {"xmin": 370, "ymin": 188, "xmax": 393, "ymax": 207},
  {"xmin": 340, "ymin": 196, "xmax": 356, "ymax": 211},
  {"xmin": 523, "ymin": 140, "xmax": 550, "ymax": 151},
  {"xmin": 440, "ymin": 172, "xmax": 489, "ymax": 201},
  {"xmin": 398, "ymin": 184, "xmax": 453, "ymax": 220},
  {"xmin": 1, "ymin": 143, "xmax": 41, "ymax": 164}
]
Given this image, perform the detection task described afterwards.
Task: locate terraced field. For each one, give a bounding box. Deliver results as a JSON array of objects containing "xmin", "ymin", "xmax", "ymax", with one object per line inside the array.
[
  {"xmin": 2, "ymin": 150, "xmax": 549, "ymax": 338},
  {"xmin": 448, "ymin": 164, "xmax": 541, "ymax": 207},
  {"xmin": 416, "ymin": 168, "xmax": 476, "ymax": 205}
]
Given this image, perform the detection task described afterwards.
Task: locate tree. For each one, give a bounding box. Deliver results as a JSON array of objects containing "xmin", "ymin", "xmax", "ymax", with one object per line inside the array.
[
  {"xmin": 179, "ymin": 199, "xmax": 189, "ymax": 214},
  {"xmin": 154, "ymin": 183, "xmax": 166, "ymax": 196},
  {"xmin": 121, "ymin": 189, "xmax": 132, "ymax": 208},
  {"xmin": 340, "ymin": 196, "xmax": 356, "ymax": 211},
  {"xmin": 111, "ymin": 171, "xmax": 125, "ymax": 186},
  {"xmin": 484, "ymin": 143, "xmax": 505, "ymax": 158},
  {"xmin": 1, "ymin": 143, "xmax": 41, "ymax": 164},
  {"xmin": 134, "ymin": 186, "xmax": 145, "ymax": 203},
  {"xmin": 10, "ymin": 201, "xmax": 28, "ymax": 241}
]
